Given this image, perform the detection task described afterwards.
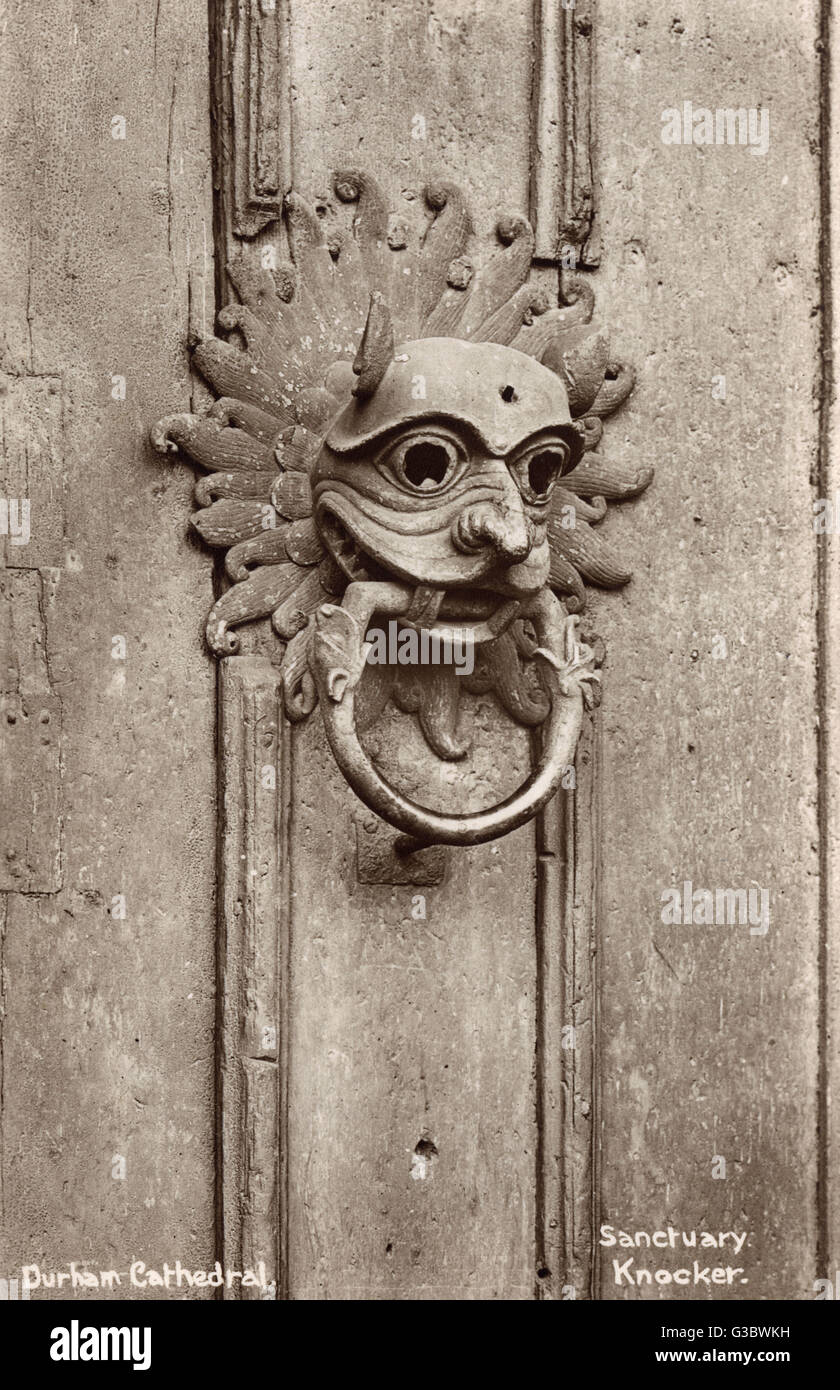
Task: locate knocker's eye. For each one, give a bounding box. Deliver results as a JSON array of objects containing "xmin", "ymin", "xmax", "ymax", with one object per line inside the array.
[
  {"xmin": 379, "ymin": 433, "xmax": 465, "ymax": 494},
  {"xmin": 509, "ymin": 440, "xmax": 572, "ymax": 503}
]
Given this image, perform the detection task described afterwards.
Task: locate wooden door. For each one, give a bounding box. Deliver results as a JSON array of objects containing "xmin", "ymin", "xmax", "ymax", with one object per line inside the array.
[{"xmin": 0, "ymin": 0, "xmax": 834, "ymax": 1305}]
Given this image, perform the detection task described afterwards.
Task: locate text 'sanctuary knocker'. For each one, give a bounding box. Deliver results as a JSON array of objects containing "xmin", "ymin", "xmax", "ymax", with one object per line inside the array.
[{"xmin": 151, "ymin": 172, "xmax": 652, "ymax": 847}]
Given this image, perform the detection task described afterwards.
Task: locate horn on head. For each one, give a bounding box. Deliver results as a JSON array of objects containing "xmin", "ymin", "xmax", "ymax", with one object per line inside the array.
[{"xmin": 352, "ymin": 292, "xmax": 394, "ymax": 399}]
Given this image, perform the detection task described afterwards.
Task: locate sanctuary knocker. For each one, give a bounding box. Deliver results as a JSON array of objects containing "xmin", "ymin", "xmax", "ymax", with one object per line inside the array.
[{"xmin": 152, "ymin": 171, "xmax": 651, "ymax": 847}]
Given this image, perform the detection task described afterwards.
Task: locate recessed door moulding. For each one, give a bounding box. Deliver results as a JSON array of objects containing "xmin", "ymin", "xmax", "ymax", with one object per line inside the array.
[
  {"xmin": 213, "ymin": 0, "xmax": 291, "ymax": 240},
  {"xmin": 531, "ymin": 0, "xmax": 599, "ymax": 265}
]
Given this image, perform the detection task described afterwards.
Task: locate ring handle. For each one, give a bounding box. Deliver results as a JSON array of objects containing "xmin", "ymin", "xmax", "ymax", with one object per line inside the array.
[{"xmin": 308, "ymin": 583, "xmax": 597, "ymax": 847}]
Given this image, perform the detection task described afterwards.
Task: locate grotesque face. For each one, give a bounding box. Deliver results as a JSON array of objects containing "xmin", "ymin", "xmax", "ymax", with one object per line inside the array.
[{"xmin": 313, "ymin": 337, "xmax": 581, "ymax": 612}]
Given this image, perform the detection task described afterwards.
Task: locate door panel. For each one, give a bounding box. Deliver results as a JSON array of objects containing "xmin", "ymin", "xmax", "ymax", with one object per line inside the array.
[
  {"xmin": 592, "ymin": 3, "xmax": 821, "ymax": 1299},
  {"xmin": 0, "ymin": 0, "xmax": 218, "ymax": 1294}
]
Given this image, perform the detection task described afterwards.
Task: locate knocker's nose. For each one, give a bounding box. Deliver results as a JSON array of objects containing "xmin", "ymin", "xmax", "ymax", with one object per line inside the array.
[{"xmin": 453, "ymin": 487, "xmax": 532, "ymax": 563}]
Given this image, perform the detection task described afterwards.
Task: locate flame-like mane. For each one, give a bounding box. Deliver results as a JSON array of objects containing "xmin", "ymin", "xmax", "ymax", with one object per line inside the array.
[{"xmin": 151, "ymin": 170, "xmax": 651, "ymax": 752}]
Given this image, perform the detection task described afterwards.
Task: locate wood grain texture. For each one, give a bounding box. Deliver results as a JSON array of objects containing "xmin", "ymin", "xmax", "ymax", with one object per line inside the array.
[
  {"xmin": 287, "ymin": 703, "xmax": 539, "ymax": 1299},
  {"xmin": 822, "ymin": 0, "xmax": 838, "ymax": 1292},
  {"xmin": 535, "ymin": 716, "xmax": 599, "ymax": 1299},
  {"xmin": 568, "ymin": 723, "xmax": 600, "ymax": 1294},
  {"xmin": 0, "ymin": 0, "xmax": 826, "ymax": 1307},
  {"xmin": 218, "ymin": 657, "xmax": 287, "ymax": 1299},
  {"xmin": 0, "ymin": 570, "xmax": 61, "ymax": 893},
  {"xmin": 0, "ymin": 374, "xmax": 65, "ymax": 570},
  {"xmin": 591, "ymin": 0, "xmax": 821, "ymax": 1300},
  {"xmin": 287, "ymin": 0, "xmax": 535, "ymax": 235},
  {"xmin": 0, "ymin": 0, "xmax": 217, "ymax": 1296}
]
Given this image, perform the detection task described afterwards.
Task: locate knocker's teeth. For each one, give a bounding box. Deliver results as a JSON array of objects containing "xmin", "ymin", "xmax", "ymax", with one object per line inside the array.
[{"xmin": 322, "ymin": 515, "xmax": 377, "ymax": 581}]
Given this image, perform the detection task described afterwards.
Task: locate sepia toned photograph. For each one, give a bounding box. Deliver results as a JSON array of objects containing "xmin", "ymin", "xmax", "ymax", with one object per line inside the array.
[{"xmin": 0, "ymin": 0, "xmax": 837, "ymax": 1361}]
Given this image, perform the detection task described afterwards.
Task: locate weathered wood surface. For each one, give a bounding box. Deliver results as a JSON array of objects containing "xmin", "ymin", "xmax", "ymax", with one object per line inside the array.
[
  {"xmin": 211, "ymin": 0, "xmax": 595, "ymax": 1300},
  {"xmin": 827, "ymin": 0, "xmax": 840, "ymax": 1295},
  {"xmin": 287, "ymin": 0, "xmax": 535, "ymax": 236},
  {"xmin": 286, "ymin": 706, "xmax": 538, "ymax": 1299},
  {"xmin": 0, "ymin": 570, "xmax": 61, "ymax": 893},
  {"xmin": 591, "ymin": 0, "xmax": 822, "ymax": 1299},
  {"xmin": 211, "ymin": 0, "xmax": 827, "ymax": 1303},
  {"xmin": 0, "ymin": 0, "xmax": 217, "ymax": 1297},
  {"xmin": 0, "ymin": 0, "xmax": 830, "ymax": 1306},
  {"xmin": 218, "ymin": 658, "xmax": 286, "ymax": 1299}
]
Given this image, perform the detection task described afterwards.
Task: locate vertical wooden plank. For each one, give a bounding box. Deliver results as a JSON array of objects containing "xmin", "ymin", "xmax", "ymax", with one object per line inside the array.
[
  {"xmin": 593, "ymin": 0, "xmax": 821, "ymax": 1300},
  {"xmin": 0, "ymin": 892, "xmax": 6, "ymax": 1233},
  {"xmin": 821, "ymin": 0, "xmax": 839, "ymax": 1295},
  {"xmin": 270, "ymin": 0, "xmax": 566, "ymax": 1298},
  {"xmin": 287, "ymin": 705, "xmax": 538, "ymax": 1299},
  {"xmin": 535, "ymin": 716, "xmax": 598, "ymax": 1300},
  {"xmin": 567, "ymin": 716, "xmax": 600, "ymax": 1295},
  {"xmin": 0, "ymin": 0, "xmax": 218, "ymax": 1295},
  {"xmin": 203, "ymin": 0, "xmax": 603, "ymax": 1299},
  {"xmin": 534, "ymin": 786, "xmax": 567, "ymax": 1300},
  {"xmin": 218, "ymin": 656, "xmax": 286, "ymax": 1298}
]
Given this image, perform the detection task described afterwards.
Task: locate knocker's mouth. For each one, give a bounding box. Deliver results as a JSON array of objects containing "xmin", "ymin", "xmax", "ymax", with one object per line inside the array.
[
  {"xmin": 317, "ymin": 507, "xmax": 518, "ymax": 636},
  {"xmin": 316, "ymin": 494, "xmax": 549, "ymax": 624}
]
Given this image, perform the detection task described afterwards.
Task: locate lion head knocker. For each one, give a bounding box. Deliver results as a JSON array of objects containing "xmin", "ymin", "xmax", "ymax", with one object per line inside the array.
[{"xmin": 152, "ymin": 171, "xmax": 651, "ymax": 846}]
